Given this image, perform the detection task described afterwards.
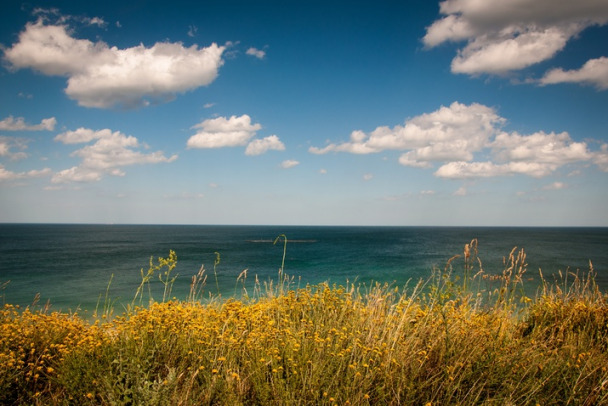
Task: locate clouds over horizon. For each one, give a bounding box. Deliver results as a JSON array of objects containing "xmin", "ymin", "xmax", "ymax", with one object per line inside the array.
[
  {"xmin": 424, "ymin": 0, "xmax": 608, "ymax": 89},
  {"xmin": 52, "ymin": 128, "xmax": 177, "ymax": 184},
  {"xmin": 187, "ymin": 114, "xmax": 285, "ymax": 156},
  {"xmin": 310, "ymin": 101, "xmax": 607, "ymax": 179},
  {"xmin": 0, "ymin": 164, "xmax": 51, "ymax": 182},
  {"xmin": 3, "ymin": 18, "xmax": 225, "ymax": 109}
]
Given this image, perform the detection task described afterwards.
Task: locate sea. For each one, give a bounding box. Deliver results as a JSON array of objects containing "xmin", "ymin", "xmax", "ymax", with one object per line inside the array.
[{"xmin": 1, "ymin": 224, "xmax": 607, "ymax": 314}]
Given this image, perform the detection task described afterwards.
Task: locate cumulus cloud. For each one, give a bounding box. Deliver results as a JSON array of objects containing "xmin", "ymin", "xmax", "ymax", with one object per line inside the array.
[
  {"xmin": 0, "ymin": 136, "xmax": 30, "ymax": 161},
  {"xmin": 54, "ymin": 127, "xmax": 108, "ymax": 144},
  {"xmin": 451, "ymin": 27, "xmax": 573, "ymax": 75},
  {"xmin": 245, "ymin": 135, "xmax": 285, "ymax": 156},
  {"xmin": 187, "ymin": 114, "xmax": 285, "ymax": 155},
  {"xmin": 246, "ymin": 47, "xmax": 266, "ymax": 59},
  {"xmin": 0, "ymin": 164, "xmax": 51, "ymax": 182},
  {"xmin": 280, "ymin": 160, "xmax": 299, "ymax": 169},
  {"xmin": 3, "ymin": 19, "xmax": 225, "ymax": 109},
  {"xmin": 187, "ymin": 115, "xmax": 261, "ymax": 149},
  {"xmin": 0, "ymin": 116, "xmax": 56, "ymax": 131},
  {"xmin": 424, "ymin": 0, "xmax": 608, "ymax": 77},
  {"xmin": 491, "ymin": 131, "xmax": 591, "ymax": 165},
  {"xmin": 434, "ymin": 161, "xmax": 557, "ymax": 179},
  {"xmin": 311, "ymin": 101, "xmax": 602, "ymax": 179},
  {"xmin": 540, "ymin": 57, "xmax": 608, "ymax": 90},
  {"xmin": 593, "ymin": 144, "xmax": 608, "ymax": 172},
  {"xmin": 52, "ymin": 128, "xmax": 177, "ymax": 183},
  {"xmin": 310, "ymin": 101, "xmax": 503, "ymax": 163}
]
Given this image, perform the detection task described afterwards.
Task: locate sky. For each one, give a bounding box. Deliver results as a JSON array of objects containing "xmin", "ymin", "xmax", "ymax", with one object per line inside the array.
[{"xmin": 1, "ymin": 0, "xmax": 608, "ymax": 226}]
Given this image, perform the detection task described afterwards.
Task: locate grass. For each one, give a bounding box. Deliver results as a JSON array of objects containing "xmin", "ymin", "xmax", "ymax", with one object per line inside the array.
[{"xmin": 1, "ymin": 239, "xmax": 608, "ymax": 405}]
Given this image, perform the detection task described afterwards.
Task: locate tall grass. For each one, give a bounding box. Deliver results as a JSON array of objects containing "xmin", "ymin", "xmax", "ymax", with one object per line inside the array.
[{"xmin": 1, "ymin": 239, "xmax": 607, "ymax": 405}]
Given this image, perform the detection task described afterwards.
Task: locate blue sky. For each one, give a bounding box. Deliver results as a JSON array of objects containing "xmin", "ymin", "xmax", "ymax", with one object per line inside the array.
[{"xmin": 1, "ymin": 0, "xmax": 608, "ymax": 226}]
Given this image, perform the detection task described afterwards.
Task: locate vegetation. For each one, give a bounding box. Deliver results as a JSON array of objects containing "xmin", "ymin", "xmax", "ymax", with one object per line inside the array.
[{"xmin": 1, "ymin": 239, "xmax": 608, "ymax": 405}]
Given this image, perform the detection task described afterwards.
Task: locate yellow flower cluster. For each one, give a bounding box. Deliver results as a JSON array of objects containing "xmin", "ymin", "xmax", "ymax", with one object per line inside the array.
[{"xmin": 0, "ymin": 304, "xmax": 107, "ymax": 402}]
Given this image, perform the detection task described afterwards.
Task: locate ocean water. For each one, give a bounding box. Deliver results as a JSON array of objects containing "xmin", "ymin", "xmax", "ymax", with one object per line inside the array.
[{"xmin": 1, "ymin": 224, "xmax": 607, "ymax": 313}]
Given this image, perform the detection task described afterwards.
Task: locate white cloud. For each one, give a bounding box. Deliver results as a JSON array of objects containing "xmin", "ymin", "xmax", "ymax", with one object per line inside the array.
[
  {"xmin": 0, "ymin": 140, "xmax": 9, "ymax": 156},
  {"xmin": 437, "ymin": 130, "xmax": 592, "ymax": 179},
  {"xmin": 187, "ymin": 115, "xmax": 262, "ymax": 149},
  {"xmin": 311, "ymin": 101, "xmax": 602, "ymax": 179},
  {"xmin": 54, "ymin": 127, "xmax": 110, "ymax": 144},
  {"xmin": 51, "ymin": 166, "xmax": 104, "ymax": 183},
  {"xmin": 0, "ymin": 136, "xmax": 29, "ymax": 160},
  {"xmin": 540, "ymin": 57, "xmax": 608, "ymax": 90},
  {"xmin": 87, "ymin": 17, "xmax": 105, "ymax": 27},
  {"xmin": 543, "ymin": 181, "xmax": 566, "ymax": 190},
  {"xmin": 245, "ymin": 135, "xmax": 285, "ymax": 156},
  {"xmin": 3, "ymin": 20, "xmax": 225, "ymax": 109},
  {"xmin": 280, "ymin": 160, "xmax": 299, "ymax": 169},
  {"xmin": 593, "ymin": 144, "xmax": 608, "ymax": 172},
  {"xmin": 310, "ymin": 101, "xmax": 503, "ymax": 165},
  {"xmin": 435, "ymin": 161, "xmax": 500, "ymax": 178},
  {"xmin": 246, "ymin": 47, "xmax": 266, "ymax": 59},
  {"xmin": 52, "ymin": 128, "xmax": 177, "ymax": 183},
  {"xmin": 188, "ymin": 25, "xmax": 198, "ymax": 38},
  {"xmin": 32, "ymin": 8, "xmax": 106, "ymax": 27},
  {"xmin": 398, "ymin": 138, "xmax": 477, "ymax": 167},
  {"xmin": 187, "ymin": 115, "xmax": 284, "ymax": 155},
  {"xmin": 424, "ymin": 0, "xmax": 608, "ymax": 77},
  {"xmin": 0, "ymin": 164, "xmax": 51, "ymax": 182},
  {"xmin": 0, "ymin": 116, "xmax": 56, "ymax": 131},
  {"xmin": 423, "ymin": 14, "xmax": 475, "ymax": 46},
  {"xmin": 363, "ymin": 173, "xmax": 373, "ymax": 181},
  {"xmin": 435, "ymin": 161, "xmax": 557, "ymax": 179},
  {"xmin": 491, "ymin": 131, "xmax": 591, "ymax": 165},
  {"xmin": 451, "ymin": 27, "xmax": 573, "ymax": 75}
]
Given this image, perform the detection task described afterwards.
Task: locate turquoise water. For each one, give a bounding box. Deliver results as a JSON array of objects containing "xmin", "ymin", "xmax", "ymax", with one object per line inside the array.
[{"xmin": 1, "ymin": 224, "xmax": 607, "ymax": 312}]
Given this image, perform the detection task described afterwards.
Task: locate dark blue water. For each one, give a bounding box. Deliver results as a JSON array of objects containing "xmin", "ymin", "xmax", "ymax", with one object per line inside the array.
[{"xmin": 1, "ymin": 224, "xmax": 607, "ymax": 312}]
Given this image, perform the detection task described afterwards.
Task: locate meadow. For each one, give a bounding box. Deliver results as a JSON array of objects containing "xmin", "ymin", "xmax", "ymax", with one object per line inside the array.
[{"xmin": 1, "ymin": 238, "xmax": 607, "ymax": 405}]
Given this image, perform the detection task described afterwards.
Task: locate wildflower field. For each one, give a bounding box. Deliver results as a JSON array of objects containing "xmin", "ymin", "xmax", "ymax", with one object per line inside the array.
[{"xmin": 1, "ymin": 239, "xmax": 608, "ymax": 405}]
